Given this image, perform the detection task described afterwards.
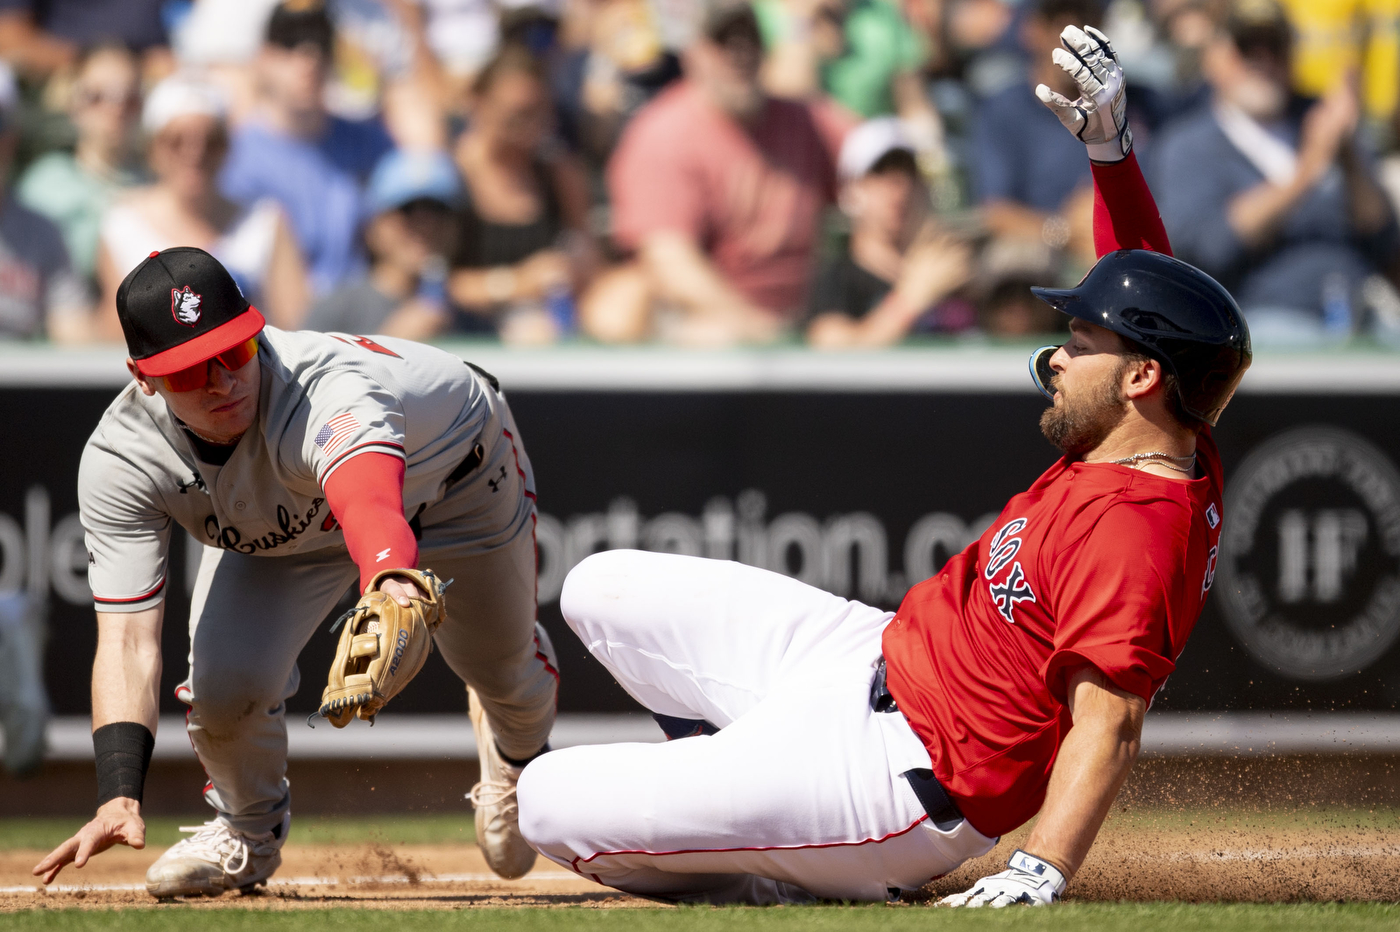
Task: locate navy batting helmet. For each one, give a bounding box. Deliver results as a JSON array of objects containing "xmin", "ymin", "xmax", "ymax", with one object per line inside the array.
[{"xmin": 1027, "ymin": 249, "xmax": 1251, "ymax": 426}]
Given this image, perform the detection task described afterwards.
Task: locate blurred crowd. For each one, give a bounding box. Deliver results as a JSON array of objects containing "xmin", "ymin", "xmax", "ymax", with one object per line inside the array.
[{"xmin": 0, "ymin": 0, "xmax": 1397, "ymax": 350}]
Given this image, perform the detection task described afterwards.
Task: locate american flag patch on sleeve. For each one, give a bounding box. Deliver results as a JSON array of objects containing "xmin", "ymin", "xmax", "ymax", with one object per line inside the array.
[{"xmin": 314, "ymin": 413, "xmax": 360, "ymax": 456}]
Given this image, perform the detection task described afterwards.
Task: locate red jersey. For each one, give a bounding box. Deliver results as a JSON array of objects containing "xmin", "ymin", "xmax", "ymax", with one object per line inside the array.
[{"xmin": 882, "ymin": 433, "xmax": 1224, "ymax": 837}]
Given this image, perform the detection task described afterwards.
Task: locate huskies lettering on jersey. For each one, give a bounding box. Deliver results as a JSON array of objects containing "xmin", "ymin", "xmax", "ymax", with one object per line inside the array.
[
  {"xmin": 984, "ymin": 517, "xmax": 1037, "ymax": 624},
  {"xmin": 205, "ymin": 498, "xmax": 328, "ymax": 554}
]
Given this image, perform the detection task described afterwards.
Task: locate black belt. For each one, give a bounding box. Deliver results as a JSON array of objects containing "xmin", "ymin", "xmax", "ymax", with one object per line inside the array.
[
  {"xmin": 447, "ymin": 442, "xmax": 485, "ymax": 485},
  {"xmin": 905, "ymin": 768, "xmax": 964, "ymax": 831},
  {"xmin": 445, "ymin": 359, "xmax": 498, "ymax": 486},
  {"xmin": 465, "ymin": 360, "xmax": 500, "ymax": 392},
  {"xmin": 404, "ymin": 362, "xmax": 499, "ymax": 542},
  {"xmin": 871, "ymin": 657, "xmax": 965, "ymax": 832},
  {"xmin": 406, "ymin": 441, "xmax": 486, "ymax": 541},
  {"xmin": 442, "ymin": 362, "xmax": 496, "ymax": 486}
]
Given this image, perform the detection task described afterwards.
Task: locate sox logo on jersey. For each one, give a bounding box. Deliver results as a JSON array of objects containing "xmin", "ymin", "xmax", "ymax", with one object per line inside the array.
[{"xmin": 984, "ymin": 517, "xmax": 1037, "ymax": 624}]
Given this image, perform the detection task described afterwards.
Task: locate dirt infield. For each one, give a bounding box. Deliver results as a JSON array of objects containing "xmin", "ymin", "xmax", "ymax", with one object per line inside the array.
[
  {"xmin": 2, "ymin": 812, "xmax": 1396, "ymax": 911},
  {"xmin": 931, "ymin": 817, "xmax": 1400, "ymax": 904},
  {"xmin": 0, "ymin": 844, "xmax": 647, "ymax": 911}
]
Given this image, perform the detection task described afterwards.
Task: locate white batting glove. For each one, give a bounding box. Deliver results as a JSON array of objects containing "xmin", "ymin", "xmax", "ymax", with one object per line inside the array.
[
  {"xmin": 937, "ymin": 849, "xmax": 1067, "ymax": 908},
  {"xmin": 1035, "ymin": 25, "xmax": 1131, "ymax": 163}
]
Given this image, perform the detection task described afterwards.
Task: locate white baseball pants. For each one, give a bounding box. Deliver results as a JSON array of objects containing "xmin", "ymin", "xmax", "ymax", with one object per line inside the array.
[{"xmin": 517, "ymin": 549, "xmax": 996, "ymax": 904}]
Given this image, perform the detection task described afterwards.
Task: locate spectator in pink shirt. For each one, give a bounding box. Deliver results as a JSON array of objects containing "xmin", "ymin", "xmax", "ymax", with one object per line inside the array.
[{"xmin": 581, "ymin": 0, "xmax": 851, "ymax": 346}]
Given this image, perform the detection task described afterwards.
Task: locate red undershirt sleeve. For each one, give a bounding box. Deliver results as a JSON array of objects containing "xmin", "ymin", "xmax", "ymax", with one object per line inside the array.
[
  {"xmin": 322, "ymin": 452, "xmax": 419, "ymax": 593},
  {"xmin": 1091, "ymin": 152, "xmax": 1173, "ymax": 258}
]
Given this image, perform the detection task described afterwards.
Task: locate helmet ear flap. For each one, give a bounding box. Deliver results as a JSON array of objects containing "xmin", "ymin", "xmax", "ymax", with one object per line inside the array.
[
  {"xmin": 1031, "ymin": 250, "xmax": 1250, "ymax": 427},
  {"xmin": 1029, "ymin": 345, "xmax": 1059, "ymax": 401}
]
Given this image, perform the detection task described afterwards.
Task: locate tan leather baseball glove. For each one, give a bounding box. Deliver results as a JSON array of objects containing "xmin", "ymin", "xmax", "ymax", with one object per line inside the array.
[{"xmin": 318, "ymin": 568, "xmax": 450, "ymax": 727}]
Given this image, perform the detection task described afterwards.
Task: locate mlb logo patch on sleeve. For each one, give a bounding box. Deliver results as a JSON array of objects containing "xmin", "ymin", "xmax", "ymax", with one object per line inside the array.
[{"xmin": 314, "ymin": 413, "xmax": 361, "ymax": 456}]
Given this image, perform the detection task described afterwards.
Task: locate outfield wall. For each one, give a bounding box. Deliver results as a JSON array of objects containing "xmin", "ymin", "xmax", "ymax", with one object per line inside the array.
[{"xmin": 3, "ymin": 344, "xmax": 1399, "ymax": 718}]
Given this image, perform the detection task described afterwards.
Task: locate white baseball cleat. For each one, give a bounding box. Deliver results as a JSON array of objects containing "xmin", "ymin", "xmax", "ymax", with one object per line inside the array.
[
  {"xmin": 144, "ymin": 813, "xmax": 289, "ymax": 897},
  {"xmin": 468, "ymin": 686, "xmax": 537, "ymax": 879}
]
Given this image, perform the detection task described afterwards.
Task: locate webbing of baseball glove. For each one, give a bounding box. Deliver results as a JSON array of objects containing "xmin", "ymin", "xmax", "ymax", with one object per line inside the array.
[{"xmin": 313, "ymin": 568, "xmax": 452, "ymax": 728}]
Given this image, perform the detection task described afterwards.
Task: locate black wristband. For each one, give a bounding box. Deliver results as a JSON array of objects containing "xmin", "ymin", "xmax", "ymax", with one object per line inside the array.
[{"xmin": 93, "ymin": 722, "xmax": 155, "ymax": 806}]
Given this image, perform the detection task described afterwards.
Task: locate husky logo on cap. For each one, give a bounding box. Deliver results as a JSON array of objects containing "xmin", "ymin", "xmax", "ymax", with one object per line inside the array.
[{"xmin": 171, "ymin": 285, "xmax": 202, "ymax": 326}]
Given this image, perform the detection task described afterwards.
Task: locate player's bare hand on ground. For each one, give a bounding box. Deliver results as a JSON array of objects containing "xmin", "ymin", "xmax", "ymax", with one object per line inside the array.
[
  {"xmin": 938, "ymin": 850, "xmax": 1066, "ymax": 908},
  {"xmin": 379, "ymin": 575, "xmax": 425, "ymax": 607},
  {"xmin": 33, "ymin": 797, "xmax": 146, "ymax": 884},
  {"xmin": 1035, "ymin": 25, "xmax": 1130, "ymax": 159}
]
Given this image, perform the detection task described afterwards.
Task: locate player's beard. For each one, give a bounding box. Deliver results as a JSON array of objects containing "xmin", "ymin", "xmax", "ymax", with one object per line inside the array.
[{"xmin": 1039, "ymin": 361, "xmax": 1129, "ymax": 456}]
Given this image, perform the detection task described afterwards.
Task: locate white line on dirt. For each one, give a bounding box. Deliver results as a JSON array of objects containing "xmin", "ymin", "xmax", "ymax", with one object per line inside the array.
[{"xmin": 1, "ymin": 883, "xmax": 144, "ymax": 894}]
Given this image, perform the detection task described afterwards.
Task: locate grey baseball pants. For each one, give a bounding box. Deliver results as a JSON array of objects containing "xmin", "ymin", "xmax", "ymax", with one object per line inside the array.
[{"xmin": 177, "ymin": 408, "xmax": 557, "ymax": 836}]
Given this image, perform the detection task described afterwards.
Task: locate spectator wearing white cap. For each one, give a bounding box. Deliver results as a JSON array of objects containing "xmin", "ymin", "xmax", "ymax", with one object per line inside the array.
[
  {"xmin": 0, "ymin": 59, "xmax": 91, "ymax": 345},
  {"xmin": 806, "ymin": 117, "xmax": 972, "ymax": 348},
  {"xmin": 94, "ymin": 73, "xmax": 310, "ymax": 341}
]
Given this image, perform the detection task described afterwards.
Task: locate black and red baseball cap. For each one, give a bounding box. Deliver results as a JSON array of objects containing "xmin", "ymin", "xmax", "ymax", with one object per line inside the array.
[{"xmin": 117, "ymin": 247, "xmax": 266, "ymax": 377}]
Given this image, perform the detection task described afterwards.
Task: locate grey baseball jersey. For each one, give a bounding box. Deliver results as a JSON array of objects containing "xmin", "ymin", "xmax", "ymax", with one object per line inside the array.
[{"xmin": 79, "ymin": 327, "xmax": 524, "ymax": 612}]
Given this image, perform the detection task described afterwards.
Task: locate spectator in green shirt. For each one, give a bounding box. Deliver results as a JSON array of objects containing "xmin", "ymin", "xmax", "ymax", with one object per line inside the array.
[
  {"xmin": 755, "ymin": 0, "xmax": 928, "ymax": 118},
  {"xmin": 16, "ymin": 42, "xmax": 145, "ymax": 287},
  {"xmin": 827, "ymin": 0, "xmax": 928, "ymax": 117}
]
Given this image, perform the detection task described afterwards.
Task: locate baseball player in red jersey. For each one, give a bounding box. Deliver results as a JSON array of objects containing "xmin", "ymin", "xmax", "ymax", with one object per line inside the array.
[{"xmin": 515, "ymin": 27, "xmax": 1251, "ymax": 906}]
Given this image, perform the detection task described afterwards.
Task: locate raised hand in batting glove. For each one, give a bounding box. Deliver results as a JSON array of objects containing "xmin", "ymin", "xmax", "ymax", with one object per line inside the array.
[
  {"xmin": 938, "ymin": 849, "xmax": 1067, "ymax": 908},
  {"xmin": 1035, "ymin": 25, "xmax": 1131, "ymax": 163}
]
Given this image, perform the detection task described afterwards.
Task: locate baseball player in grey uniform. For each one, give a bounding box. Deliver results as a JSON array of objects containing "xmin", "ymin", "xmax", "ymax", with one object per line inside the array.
[{"xmin": 33, "ymin": 247, "xmax": 558, "ymax": 896}]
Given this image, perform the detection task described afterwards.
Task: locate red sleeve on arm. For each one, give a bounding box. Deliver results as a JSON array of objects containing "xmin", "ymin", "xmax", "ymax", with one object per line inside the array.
[
  {"xmin": 1091, "ymin": 151, "xmax": 1173, "ymax": 257},
  {"xmin": 1042, "ymin": 502, "xmax": 1182, "ymax": 705},
  {"xmin": 322, "ymin": 452, "xmax": 418, "ymax": 593}
]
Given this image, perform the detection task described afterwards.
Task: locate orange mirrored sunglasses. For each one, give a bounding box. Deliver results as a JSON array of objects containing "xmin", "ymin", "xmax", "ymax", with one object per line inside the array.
[{"xmin": 160, "ymin": 337, "xmax": 260, "ymax": 392}]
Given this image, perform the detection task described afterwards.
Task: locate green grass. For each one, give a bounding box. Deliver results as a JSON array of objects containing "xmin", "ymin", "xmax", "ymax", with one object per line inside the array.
[
  {"xmin": 0, "ymin": 815, "xmax": 475, "ymax": 850},
  {"xmin": 4, "ymin": 904, "xmax": 1399, "ymax": 932}
]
